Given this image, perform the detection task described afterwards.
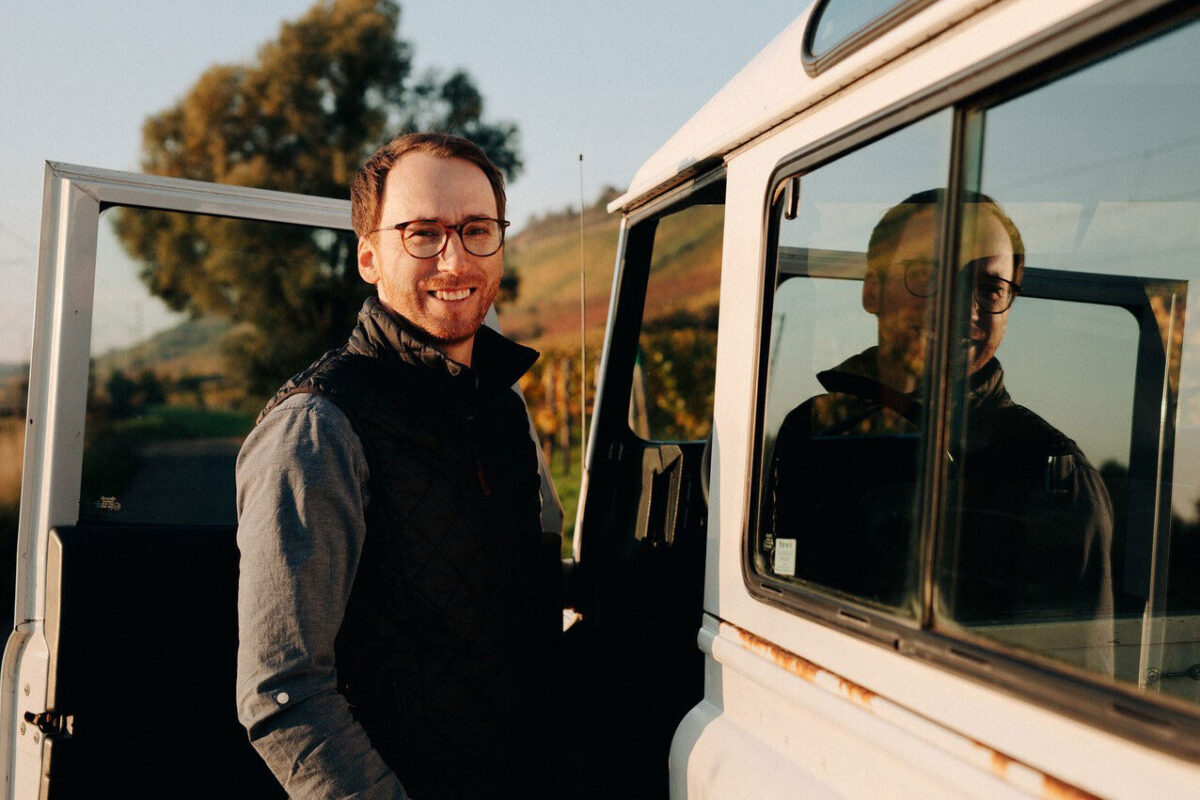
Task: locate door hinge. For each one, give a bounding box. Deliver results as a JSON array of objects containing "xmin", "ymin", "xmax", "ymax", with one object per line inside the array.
[{"xmin": 24, "ymin": 710, "xmax": 73, "ymax": 738}]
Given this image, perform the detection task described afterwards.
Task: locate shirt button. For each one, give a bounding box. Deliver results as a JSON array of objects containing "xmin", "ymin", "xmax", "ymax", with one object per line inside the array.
[{"xmin": 276, "ymin": 692, "xmax": 290, "ymax": 705}]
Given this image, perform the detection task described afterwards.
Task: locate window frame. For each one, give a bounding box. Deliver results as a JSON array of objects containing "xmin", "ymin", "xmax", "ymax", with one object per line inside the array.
[
  {"xmin": 743, "ymin": 1, "xmax": 1200, "ymax": 762},
  {"xmin": 745, "ymin": 107, "xmax": 957, "ymax": 631},
  {"xmin": 575, "ymin": 167, "xmax": 725, "ymax": 565},
  {"xmin": 4, "ymin": 163, "xmax": 354, "ymax": 797},
  {"xmin": 608, "ymin": 169, "xmax": 727, "ymax": 447},
  {"xmin": 15, "ymin": 163, "xmax": 351, "ymax": 622}
]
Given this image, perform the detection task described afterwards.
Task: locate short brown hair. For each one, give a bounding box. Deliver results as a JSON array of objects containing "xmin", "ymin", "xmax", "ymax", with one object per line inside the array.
[
  {"xmin": 867, "ymin": 189, "xmax": 1025, "ymax": 285},
  {"xmin": 350, "ymin": 132, "xmax": 507, "ymax": 238}
]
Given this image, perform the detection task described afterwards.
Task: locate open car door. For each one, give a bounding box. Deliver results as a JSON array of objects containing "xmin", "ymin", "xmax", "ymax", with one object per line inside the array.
[
  {"xmin": 0, "ymin": 163, "xmax": 563, "ymax": 799},
  {"xmin": 566, "ymin": 170, "xmax": 724, "ymax": 798}
]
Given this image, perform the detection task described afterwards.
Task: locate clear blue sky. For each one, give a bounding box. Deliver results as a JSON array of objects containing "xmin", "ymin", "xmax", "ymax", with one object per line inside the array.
[{"xmin": 0, "ymin": 0, "xmax": 802, "ymax": 363}]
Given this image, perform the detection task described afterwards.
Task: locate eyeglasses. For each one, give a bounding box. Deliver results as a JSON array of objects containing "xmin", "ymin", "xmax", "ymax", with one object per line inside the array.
[
  {"xmin": 899, "ymin": 258, "xmax": 1022, "ymax": 314},
  {"xmin": 370, "ymin": 217, "xmax": 511, "ymax": 259}
]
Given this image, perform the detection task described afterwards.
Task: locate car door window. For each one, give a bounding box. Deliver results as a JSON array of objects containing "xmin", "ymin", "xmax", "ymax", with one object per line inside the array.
[
  {"xmin": 80, "ymin": 208, "xmax": 363, "ymax": 526},
  {"xmin": 629, "ymin": 202, "xmax": 723, "ymax": 442},
  {"xmin": 754, "ymin": 110, "xmax": 952, "ymax": 617},
  {"xmin": 937, "ymin": 15, "xmax": 1200, "ymax": 697}
]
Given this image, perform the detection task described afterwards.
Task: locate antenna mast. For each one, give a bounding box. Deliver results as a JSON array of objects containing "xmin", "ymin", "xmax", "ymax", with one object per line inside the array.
[{"xmin": 578, "ymin": 155, "xmax": 587, "ymax": 462}]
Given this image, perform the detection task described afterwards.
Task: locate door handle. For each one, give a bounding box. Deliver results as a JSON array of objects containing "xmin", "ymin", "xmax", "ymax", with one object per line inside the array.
[{"xmin": 635, "ymin": 445, "xmax": 684, "ymax": 549}]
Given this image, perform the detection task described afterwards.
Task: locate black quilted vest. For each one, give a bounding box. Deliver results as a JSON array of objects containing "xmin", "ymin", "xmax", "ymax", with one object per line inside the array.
[
  {"xmin": 769, "ymin": 353, "xmax": 1110, "ymax": 620},
  {"xmin": 259, "ymin": 299, "xmax": 559, "ymax": 799}
]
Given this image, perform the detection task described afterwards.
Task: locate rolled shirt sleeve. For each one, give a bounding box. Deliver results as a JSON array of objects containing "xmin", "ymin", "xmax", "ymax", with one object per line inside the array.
[{"xmin": 235, "ymin": 393, "xmax": 408, "ymax": 799}]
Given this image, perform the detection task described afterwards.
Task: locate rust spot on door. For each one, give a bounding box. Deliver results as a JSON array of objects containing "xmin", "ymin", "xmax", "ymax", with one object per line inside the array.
[
  {"xmin": 731, "ymin": 624, "xmax": 820, "ymax": 681},
  {"xmin": 968, "ymin": 738, "xmax": 1014, "ymax": 779},
  {"xmin": 836, "ymin": 678, "xmax": 876, "ymax": 708},
  {"xmin": 729, "ymin": 623, "xmax": 875, "ymax": 708},
  {"xmin": 1042, "ymin": 776, "xmax": 1099, "ymax": 800},
  {"xmin": 989, "ymin": 749, "xmax": 1013, "ymax": 778}
]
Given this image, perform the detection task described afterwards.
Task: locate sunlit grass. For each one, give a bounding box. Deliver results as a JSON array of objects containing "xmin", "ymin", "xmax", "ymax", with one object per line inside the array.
[
  {"xmin": 546, "ymin": 438, "xmax": 586, "ymax": 558},
  {"xmin": 106, "ymin": 404, "xmax": 256, "ymax": 441}
]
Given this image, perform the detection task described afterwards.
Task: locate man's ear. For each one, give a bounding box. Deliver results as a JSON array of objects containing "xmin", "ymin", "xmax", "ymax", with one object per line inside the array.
[
  {"xmin": 862, "ymin": 268, "xmax": 881, "ymax": 314},
  {"xmin": 357, "ymin": 237, "xmax": 380, "ymax": 285}
]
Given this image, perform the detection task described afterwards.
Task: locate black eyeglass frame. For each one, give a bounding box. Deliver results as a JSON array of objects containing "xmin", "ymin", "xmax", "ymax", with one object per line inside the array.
[
  {"xmin": 369, "ymin": 217, "xmax": 512, "ymax": 259},
  {"xmin": 899, "ymin": 258, "xmax": 1023, "ymax": 313}
]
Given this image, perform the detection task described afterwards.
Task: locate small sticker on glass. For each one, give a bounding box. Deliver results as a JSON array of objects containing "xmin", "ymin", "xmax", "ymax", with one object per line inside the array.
[{"xmin": 774, "ymin": 538, "xmax": 797, "ymax": 577}]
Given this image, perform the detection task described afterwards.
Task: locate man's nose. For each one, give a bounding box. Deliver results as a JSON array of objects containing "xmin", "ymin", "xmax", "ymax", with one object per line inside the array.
[
  {"xmin": 965, "ymin": 286, "xmax": 985, "ymax": 330},
  {"xmin": 436, "ymin": 232, "xmax": 470, "ymax": 272}
]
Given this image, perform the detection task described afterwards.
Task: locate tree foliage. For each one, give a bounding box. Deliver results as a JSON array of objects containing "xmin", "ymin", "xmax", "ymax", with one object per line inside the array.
[
  {"xmin": 639, "ymin": 326, "xmax": 718, "ymax": 441},
  {"xmin": 115, "ymin": 0, "xmax": 522, "ymax": 397}
]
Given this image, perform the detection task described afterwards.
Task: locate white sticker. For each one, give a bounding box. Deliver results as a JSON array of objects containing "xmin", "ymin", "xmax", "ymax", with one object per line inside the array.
[{"xmin": 773, "ymin": 538, "xmax": 797, "ymax": 577}]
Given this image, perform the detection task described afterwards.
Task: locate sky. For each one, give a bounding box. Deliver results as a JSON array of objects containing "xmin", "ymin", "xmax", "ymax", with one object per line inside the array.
[{"xmin": 0, "ymin": 0, "xmax": 802, "ymax": 365}]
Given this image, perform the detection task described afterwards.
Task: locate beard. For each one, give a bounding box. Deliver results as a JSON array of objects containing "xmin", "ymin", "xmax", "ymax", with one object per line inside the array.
[{"xmin": 381, "ymin": 272, "xmax": 500, "ymax": 351}]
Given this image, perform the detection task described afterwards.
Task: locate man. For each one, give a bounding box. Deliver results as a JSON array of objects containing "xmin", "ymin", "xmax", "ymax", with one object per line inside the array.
[
  {"xmin": 236, "ymin": 133, "xmax": 561, "ymax": 799},
  {"xmin": 767, "ymin": 190, "xmax": 1113, "ymax": 673}
]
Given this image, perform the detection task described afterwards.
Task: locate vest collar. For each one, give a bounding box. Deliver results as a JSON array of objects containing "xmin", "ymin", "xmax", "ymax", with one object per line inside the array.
[
  {"xmin": 348, "ymin": 297, "xmax": 539, "ymax": 393},
  {"xmin": 817, "ymin": 346, "xmax": 1012, "ymax": 413}
]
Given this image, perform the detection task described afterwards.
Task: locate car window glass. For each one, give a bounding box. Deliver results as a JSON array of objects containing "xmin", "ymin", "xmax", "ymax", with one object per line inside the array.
[
  {"xmin": 806, "ymin": 0, "xmax": 939, "ymax": 69},
  {"xmin": 755, "ymin": 110, "xmax": 952, "ymax": 616},
  {"xmin": 629, "ymin": 202, "xmax": 723, "ymax": 442},
  {"xmin": 937, "ymin": 17, "xmax": 1200, "ymax": 699},
  {"xmin": 79, "ymin": 208, "xmax": 361, "ymax": 526}
]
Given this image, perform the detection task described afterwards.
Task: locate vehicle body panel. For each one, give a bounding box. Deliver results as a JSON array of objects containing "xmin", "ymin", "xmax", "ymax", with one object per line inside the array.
[{"xmin": 585, "ymin": 0, "xmax": 1200, "ymax": 796}]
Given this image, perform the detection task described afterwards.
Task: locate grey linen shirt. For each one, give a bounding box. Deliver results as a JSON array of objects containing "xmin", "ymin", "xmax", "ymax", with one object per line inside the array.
[{"xmin": 236, "ymin": 392, "xmax": 410, "ymax": 799}]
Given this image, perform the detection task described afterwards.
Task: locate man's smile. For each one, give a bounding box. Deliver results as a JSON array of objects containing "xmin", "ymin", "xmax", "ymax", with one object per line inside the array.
[{"xmin": 431, "ymin": 288, "xmax": 475, "ymax": 301}]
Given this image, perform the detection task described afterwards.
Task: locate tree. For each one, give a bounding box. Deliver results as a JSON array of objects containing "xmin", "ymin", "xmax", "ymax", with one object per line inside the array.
[
  {"xmin": 105, "ymin": 370, "xmax": 137, "ymax": 419},
  {"xmin": 115, "ymin": 0, "xmax": 522, "ymax": 398},
  {"xmin": 135, "ymin": 370, "xmax": 167, "ymax": 407}
]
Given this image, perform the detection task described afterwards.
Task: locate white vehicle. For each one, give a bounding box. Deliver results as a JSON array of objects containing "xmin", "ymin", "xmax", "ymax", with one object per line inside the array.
[{"xmin": 4, "ymin": 0, "xmax": 1200, "ymax": 798}]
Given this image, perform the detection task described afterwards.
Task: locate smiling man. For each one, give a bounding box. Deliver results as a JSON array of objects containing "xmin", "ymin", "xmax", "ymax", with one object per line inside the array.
[
  {"xmin": 235, "ymin": 133, "xmax": 561, "ymax": 799},
  {"xmin": 356, "ymin": 147, "xmax": 506, "ymax": 365}
]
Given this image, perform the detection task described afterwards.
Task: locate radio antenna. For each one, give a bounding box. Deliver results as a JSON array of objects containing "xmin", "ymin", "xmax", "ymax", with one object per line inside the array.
[{"xmin": 578, "ymin": 154, "xmax": 588, "ymax": 462}]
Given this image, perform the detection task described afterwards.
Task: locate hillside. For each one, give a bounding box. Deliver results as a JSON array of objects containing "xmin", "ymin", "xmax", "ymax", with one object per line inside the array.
[
  {"xmin": 502, "ymin": 193, "xmax": 623, "ymax": 353},
  {"xmin": 502, "ymin": 189, "xmax": 722, "ymax": 356},
  {"xmin": 92, "ymin": 315, "xmax": 233, "ymax": 380}
]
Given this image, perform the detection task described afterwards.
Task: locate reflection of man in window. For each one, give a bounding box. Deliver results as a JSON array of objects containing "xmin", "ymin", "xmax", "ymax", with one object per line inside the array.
[{"xmin": 767, "ymin": 190, "xmax": 1114, "ymax": 674}]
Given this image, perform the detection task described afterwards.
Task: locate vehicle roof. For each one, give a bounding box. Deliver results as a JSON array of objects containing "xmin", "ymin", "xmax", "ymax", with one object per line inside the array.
[{"xmin": 608, "ymin": 0, "xmax": 999, "ymax": 214}]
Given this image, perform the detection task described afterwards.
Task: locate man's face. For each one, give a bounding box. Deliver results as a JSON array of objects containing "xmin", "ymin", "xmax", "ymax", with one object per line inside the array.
[
  {"xmin": 960, "ymin": 209, "xmax": 1016, "ymax": 374},
  {"xmin": 864, "ymin": 207, "xmax": 938, "ymax": 391},
  {"xmin": 357, "ymin": 152, "xmax": 502, "ymax": 365},
  {"xmin": 864, "ymin": 206, "xmax": 1015, "ymax": 386}
]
